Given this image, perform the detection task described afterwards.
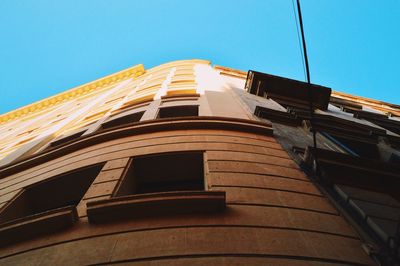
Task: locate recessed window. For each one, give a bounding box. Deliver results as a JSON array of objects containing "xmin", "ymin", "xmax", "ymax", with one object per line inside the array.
[
  {"xmin": 86, "ymin": 152, "xmax": 226, "ymax": 224},
  {"xmin": 102, "ymin": 111, "xmax": 144, "ymax": 130},
  {"xmin": 115, "ymin": 152, "xmax": 204, "ymax": 196},
  {"xmin": 322, "ymin": 132, "xmax": 380, "ymax": 160},
  {"xmin": 157, "ymin": 105, "xmax": 198, "ymax": 119},
  {"xmin": 389, "ymin": 153, "xmax": 400, "ymax": 164},
  {"xmin": 0, "ymin": 164, "xmax": 103, "ymax": 224},
  {"xmin": 50, "ymin": 131, "xmax": 85, "ymax": 147}
]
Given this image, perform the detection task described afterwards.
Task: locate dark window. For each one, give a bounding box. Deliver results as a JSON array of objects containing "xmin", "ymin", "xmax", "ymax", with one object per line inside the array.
[
  {"xmin": 50, "ymin": 131, "xmax": 84, "ymax": 147},
  {"xmin": 0, "ymin": 164, "xmax": 103, "ymax": 224},
  {"xmin": 389, "ymin": 153, "xmax": 400, "ymax": 164},
  {"xmin": 102, "ymin": 111, "xmax": 144, "ymax": 129},
  {"xmin": 322, "ymin": 132, "xmax": 380, "ymax": 160},
  {"xmin": 115, "ymin": 152, "xmax": 204, "ymax": 196},
  {"xmin": 157, "ymin": 105, "xmax": 198, "ymax": 119}
]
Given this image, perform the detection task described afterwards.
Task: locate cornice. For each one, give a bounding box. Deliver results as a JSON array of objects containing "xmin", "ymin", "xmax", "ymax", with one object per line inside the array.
[
  {"xmin": 214, "ymin": 65, "xmax": 247, "ymax": 79},
  {"xmin": 0, "ymin": 64, "xmax": 145, "ymax": 125},
  {"xmin": 331, "ymin": 91, "xmax": 400, "ymax": 115}
]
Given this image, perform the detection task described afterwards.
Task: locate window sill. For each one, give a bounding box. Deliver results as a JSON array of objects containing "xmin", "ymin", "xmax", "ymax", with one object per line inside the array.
[
  {"xmin": 87, "ymin": 190, "xmax": 226, "ymax": 223},
  {"xmin": 303, "ymin": 147, "xmax": 400, "ymax": 199},
  {"xmin": 0, "ymin": 206, "xmax": 78, "ymax": 247}
]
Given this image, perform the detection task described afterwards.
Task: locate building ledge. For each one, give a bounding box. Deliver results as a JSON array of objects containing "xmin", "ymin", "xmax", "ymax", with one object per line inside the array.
[
  {"xmin": 304, "ymin": 147, "xmax": 400, "ymax": 200},
  {"xmin": 245, "ymin": 71, "xmax": 331, "ymax": 110},
  {"xmin": 254, "ymin": 105, "xmax": 388, "ymax": 144},
  {"xmin": 254, "ymin": 106, "xmax": 302, "ymax": 126},
  {"xmin": 87, "ymin": 191, "xmax": 226, "ymax": 224},
  {"xmin": 0, "ymin": 206, "xmax": 78, "ymax": 247},
  {"xmin": 0, "ymin": 117, "xmax": 272, "ymax": 179}
]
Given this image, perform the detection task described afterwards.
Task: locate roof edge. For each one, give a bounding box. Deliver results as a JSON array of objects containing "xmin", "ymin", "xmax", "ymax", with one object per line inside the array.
[{"xmin": 0, "ymin": 64, "xmax": 145, "ymax": 124}]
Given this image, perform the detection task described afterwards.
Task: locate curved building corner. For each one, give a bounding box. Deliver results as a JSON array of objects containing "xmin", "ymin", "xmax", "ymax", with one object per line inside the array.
[{"xmin": 1, "ymin": 59, "xmax": 397, "ymax": 265}]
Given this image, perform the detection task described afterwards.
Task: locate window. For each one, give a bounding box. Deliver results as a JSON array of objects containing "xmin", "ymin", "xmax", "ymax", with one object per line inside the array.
[
  {"xmin": 389, "ymin": 153, "xmax": 400, "ymax": 164},
  {"xmin": 101, "ymin": 111, "xmax": 144, "ymax": 130},
  {"xmin": 157, "ymin": 105, "xmax": 198, "ymax": 119},
  {"xmin": 49, "ymin": 131, "xmax": 85, "ymax": 148},
  {"xmin": 322, "ymin": 132, "xmax": 380, "ymax": 160},
  {"xmin": 115, "ymin": 152, "xmax": 204, "ymax": 196},
  {"xmin": 0, "ymin": 164, "xmax": 103, "ymax": 224},
  {"xmin": 86, "ymin": 151, "xmax": 225, "ymax": 223}
]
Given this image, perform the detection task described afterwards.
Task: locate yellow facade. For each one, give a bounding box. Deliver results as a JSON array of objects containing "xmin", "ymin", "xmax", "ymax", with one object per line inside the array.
[{"xmin": 0, "ymin": 60, "xmax": 212, "ymax": 165}]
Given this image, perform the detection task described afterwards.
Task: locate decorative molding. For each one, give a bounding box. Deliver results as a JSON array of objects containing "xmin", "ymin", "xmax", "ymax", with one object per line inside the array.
[
  {"xmin": 0, "ymin": 64, "xmax": 145, "ymax": 124},
  {"xmin": 331, "ymin": 92, "xmax": 400, "ymax": 117},
  {"xmin": 87, "ymin": 191, "xmax": 226, "ymax": 223},
  {"xmin": 0, "ymin": 206, "xmax": 78, "ymax": 247},
  {"xmin": 0, "ymin": 116, "xmax": 273, "ymax": 178},
  {"xmin": 214, "ymin": 65, "xmax": 248, "ymax": 79}
]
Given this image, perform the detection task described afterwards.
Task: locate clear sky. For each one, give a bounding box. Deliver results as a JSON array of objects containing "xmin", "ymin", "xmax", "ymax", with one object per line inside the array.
[{"xmin": 0, "ymin": 0, "xmax": 399, "ymax": 114}]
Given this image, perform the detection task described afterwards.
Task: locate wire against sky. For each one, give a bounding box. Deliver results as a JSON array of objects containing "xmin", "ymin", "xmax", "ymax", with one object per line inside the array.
[
  {"xmin": 291, "ymin": 0, "xmax": 307, "ymax": 81},
  {"xmin": 0, "ymin": 0, "xmax": 399, "ymax": 114}
]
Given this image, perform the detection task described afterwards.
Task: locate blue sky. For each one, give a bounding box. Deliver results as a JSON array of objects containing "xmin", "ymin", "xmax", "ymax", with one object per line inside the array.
[{"xmin": 0, "ymin": 0, "xmax": 399, "ymax": 114}]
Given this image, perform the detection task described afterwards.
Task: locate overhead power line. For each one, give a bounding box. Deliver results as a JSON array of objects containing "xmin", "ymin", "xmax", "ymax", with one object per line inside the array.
[
  {"xmin": 293, "ymin": 0, "xmax": 320, "ymax": 178},
  {"xmin": 291, "ymin": 0, "xmax": 307, "ymax": 81}
]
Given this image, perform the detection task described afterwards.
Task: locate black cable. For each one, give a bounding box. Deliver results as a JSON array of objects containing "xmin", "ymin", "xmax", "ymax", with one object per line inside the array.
[
  {"xmin": 291, "ymin": 0, "xmax": 307, "ymax": 81},
  {"xmin": 295, "ymin": 0, "xmax": 320, "ymax": 178},
  {"xmin": 294, "ymin": 3, "xmax": 397, "ymax": 264}
]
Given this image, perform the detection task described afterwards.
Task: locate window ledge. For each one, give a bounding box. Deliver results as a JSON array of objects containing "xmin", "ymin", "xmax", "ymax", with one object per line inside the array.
[
  {"xmin": 303, "ymin": 147, "xmax": 400, "ymax": 199},
  {"xmin": 87, "ymin": 190, "xmax": 226, "ymax": 224},
  {"xmin": 0, "ymin": 206, "xmax": 78, "ymax": 247},
  {"xmin": 245, "ymin": 70, "xmax": 332, "ymax": 110}
]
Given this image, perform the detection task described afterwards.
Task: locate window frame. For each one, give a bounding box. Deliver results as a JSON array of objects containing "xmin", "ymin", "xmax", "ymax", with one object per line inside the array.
[
  {"xmin": 86, "ymin": 151, "xmax": 226, "ymax": 223},
  {"xmin": 0, "ymin": 164, "xmax": 103, "ymax": 246},
  {"xmin": 156, "ymin": 105, "xmax": 199, "ymax": 119},
  {"xmin": 113, "ymin": 151, "xmax": 206, "ymax": 197}
]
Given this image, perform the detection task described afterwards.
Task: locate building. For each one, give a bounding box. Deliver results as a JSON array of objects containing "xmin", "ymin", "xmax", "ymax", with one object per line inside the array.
[{"xmin": 0, "ymin": 59, "xmax": 399, "ymax": 265}]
